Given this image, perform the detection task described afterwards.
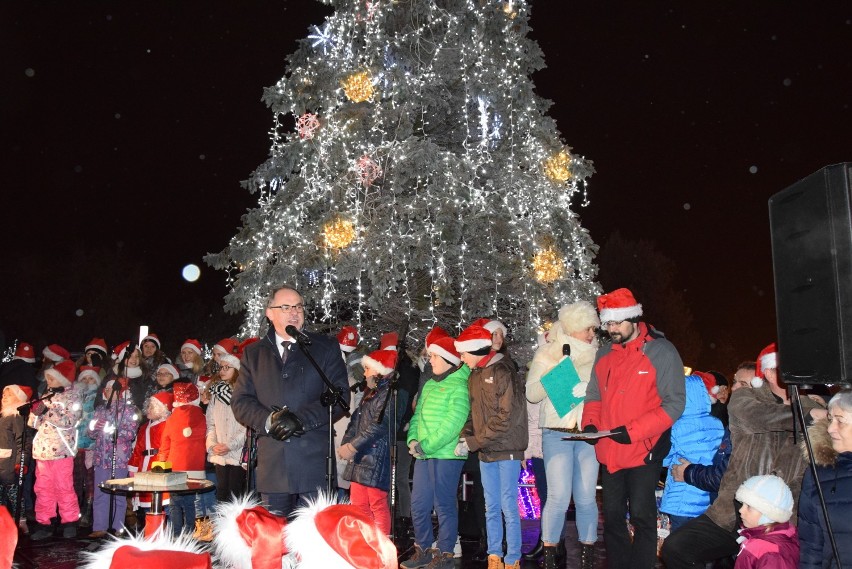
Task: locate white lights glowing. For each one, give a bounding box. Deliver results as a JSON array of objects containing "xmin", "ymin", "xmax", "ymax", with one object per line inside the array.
[
  {"xmin": 207, "ymin": 0, "xmax": 600, "ymax": 352},
  {"xmin": 182, "ymin": 264, "xmax": 201, "ymax": 282}
]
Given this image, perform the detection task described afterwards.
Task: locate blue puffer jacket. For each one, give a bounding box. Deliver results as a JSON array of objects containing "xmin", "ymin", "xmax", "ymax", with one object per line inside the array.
[
  {"xmin": 660, "ymin": 374, "xmax": 724, "ymax": 518},
  {"xmin": 341, "ymin": 376, "xmax": 406, "ymax": 491},
  {"xmin": 683, "ymin": 427, "xmax": 731, "ymax": 504}
]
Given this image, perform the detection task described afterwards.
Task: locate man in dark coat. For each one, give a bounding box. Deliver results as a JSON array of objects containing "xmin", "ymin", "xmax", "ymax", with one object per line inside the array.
[{"xmin": 231, "ymin": 285, "xmax": 350, "ymax": 517}]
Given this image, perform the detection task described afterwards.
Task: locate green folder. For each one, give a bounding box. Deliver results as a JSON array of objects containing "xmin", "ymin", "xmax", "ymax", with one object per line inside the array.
[{"xmin": 540, "ymin": 357, "xmax": 583, "ymax": 418}]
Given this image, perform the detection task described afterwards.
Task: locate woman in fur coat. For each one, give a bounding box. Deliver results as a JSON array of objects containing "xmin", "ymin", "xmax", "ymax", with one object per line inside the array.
[
  {"xmin": 798, "ymin": 389, "xmax": 852, "ymax": 569},
  {"xmin": 526, "ymin": 300, "xmax": 601, "ymax": 569}
]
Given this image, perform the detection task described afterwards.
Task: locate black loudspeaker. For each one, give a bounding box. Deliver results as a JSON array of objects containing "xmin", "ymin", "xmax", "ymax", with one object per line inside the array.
[{"xmin": 769, "ymin": 162, "xmax": 852, "ymax": 387}]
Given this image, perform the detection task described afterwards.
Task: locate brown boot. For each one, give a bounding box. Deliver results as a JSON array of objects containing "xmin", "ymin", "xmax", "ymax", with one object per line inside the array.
[{"xmin": 487, "ymin": 554, "xmax": 504, "ymax": 569}]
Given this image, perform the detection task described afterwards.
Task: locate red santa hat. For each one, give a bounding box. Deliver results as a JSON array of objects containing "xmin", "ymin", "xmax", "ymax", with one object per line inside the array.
[
  {"xmin": 213, "ymin": 338, "xmax": 239, "ymax": 357},
  {"xmin": 45, "ymin": 359, "xmax": 77, "ymax": 388},
  {"xmin": 753, "ymin": 343, "xmax": 777, "ymax": 388},
  {"xmin": 285, "ymin": 494, "xmax": 398, "ymax": 569},
  {"xmin": 361, "ymin": 350, "xmax": 398, "ymax": 376},
  {"xmin": 454, "ymin": 324, "xmax": 492, "ymax": 353},
  {"xmin": 43, "ymin": 343, "xmax": 70, "ymax": 362},
  {"xmin": 77, "ymin": 526, "xmax": 211, "ymax": 569},
  {"xmin": 141, "ymin": 333, "xmax": 162, "ymax": 350},
  {"xmin": 483, "ymin": 319, "xmax": 508, "ymax": 337},
  {"xmin": 337, "ymin": 326, "xmax": 359, "ymax": 353},
  {"xmin": 181, "ymin": 339, "xmax": 203, "ymax": 356},
  {"xmin": 213, "ymin": 495, "xmax": 288, "ymax": 569},
  {"xmin": 173, "ymin": 382, "xmax": 200, "ymax": 407},
  {"xmin": 424, "ymin": 326, "xmax": 449, "ymax": 348},
  {"xmin": 0, "ymin": 506, "xmax": 16, "ymax": 569},
  {"xmin": 150, "ymin": 391, "xmax": 174, "ymax": 413},
  {"xmin": 13, "ymin": 342, "xmax": 36, "ymax": 363},
  {"xmin": 427, "ymin": 335, "xmax": 461, "ymax": 366},
  {"xmin": 77, "ymin": 365, "xmax": 102, "ymax": 384},
  {"xmin": 85, "ymin": 337, "xmax": 109, "ymax": 357},
  {"xmin": 379, "ymin": 332, "xmax": 398, "ymax": 351},
  {"xmin": 4, "ymin": 384, "xmax": 33, "ymax": 404},
  {"xmin": 113, "ymin": 340, "xmax": 132, "ymax": 361},
  {"xmin": 597, "ymin": 287, "xmax": 643, "ymax": 326},
  {"xmin": 157, "ymin": 364, "xmax": 180, "ymax": 380},
  {"xmin": 693, "ymin": 371, "xmax": 720, "ymax": 403},
  {"xmin": 219, "ymin": 352, "xmax": 241, "ymax": 371}
]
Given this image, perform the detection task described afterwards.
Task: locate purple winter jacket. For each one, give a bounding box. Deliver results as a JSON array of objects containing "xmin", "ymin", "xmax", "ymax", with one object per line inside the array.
[{"xmin": 734, "ymin": 522, "xmax": 799, "ymax": 569}]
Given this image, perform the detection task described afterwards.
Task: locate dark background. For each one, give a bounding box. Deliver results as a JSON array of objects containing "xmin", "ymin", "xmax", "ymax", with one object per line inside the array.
[{"xmin": 2, "ymin": 1, "xmax": 850, "ymax": 372}]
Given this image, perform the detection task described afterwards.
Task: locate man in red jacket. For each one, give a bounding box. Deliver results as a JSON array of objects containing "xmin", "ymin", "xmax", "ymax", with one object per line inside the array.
[{"xmin": 582, "ymin": 288, "xmax": 685, "ymax": 569}]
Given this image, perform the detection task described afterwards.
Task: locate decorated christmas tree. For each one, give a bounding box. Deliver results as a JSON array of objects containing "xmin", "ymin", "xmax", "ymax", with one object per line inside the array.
[{"xmin": 207, "ymin": 0, "xmax": 600, "ymax": 347}]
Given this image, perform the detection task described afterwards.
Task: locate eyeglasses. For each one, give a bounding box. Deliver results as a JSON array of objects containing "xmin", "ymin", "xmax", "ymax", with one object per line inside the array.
[
  {"xmin": 219, "ymin": 365, "xmax": 233, "ymax": 372},
  {"xmin": 155, "ymin": 372, "xmax": 173, "ymax": 378},
  {"xmin": 603, "ymin": 320, "xmax": 625, "ymax": 328},
  {"xmin": 268, "ymin": 303, "xmax": 305, "ymax": 313}
]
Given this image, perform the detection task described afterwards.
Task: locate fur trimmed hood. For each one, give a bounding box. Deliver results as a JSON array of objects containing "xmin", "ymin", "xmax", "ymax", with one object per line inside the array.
[{"xmin": 803, "ymin": 419, "xmax": 838, "ymax": 467}]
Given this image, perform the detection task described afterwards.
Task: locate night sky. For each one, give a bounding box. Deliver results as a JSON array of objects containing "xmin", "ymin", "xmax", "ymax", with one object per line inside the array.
[{"xmin": 3, "ymin": 1, "xmax": 851, "ymax": 370}]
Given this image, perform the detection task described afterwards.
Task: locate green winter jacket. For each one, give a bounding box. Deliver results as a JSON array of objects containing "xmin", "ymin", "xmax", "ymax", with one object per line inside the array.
[{"xmin": 407, "ymin": 364, "xmax": 470, "ymax": 460}]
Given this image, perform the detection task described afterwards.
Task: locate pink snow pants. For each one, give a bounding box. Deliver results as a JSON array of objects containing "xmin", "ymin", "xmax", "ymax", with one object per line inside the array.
[{"xmin": 35, "ymin": 457, "xmax": 80, "ymax": 524}]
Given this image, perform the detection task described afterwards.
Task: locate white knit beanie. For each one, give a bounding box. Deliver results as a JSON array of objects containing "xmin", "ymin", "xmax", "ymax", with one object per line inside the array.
[
  {"xmin": 558, "ymin": 300, "xmax": 601, "ymax": 334},
  {"xmin": 735, "ymin": 474, "xmax": 794, "ymax": 525}
]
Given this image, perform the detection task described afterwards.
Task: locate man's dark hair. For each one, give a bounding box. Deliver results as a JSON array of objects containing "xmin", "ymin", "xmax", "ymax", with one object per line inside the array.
[{"xmin": 736, "ymin": 361, "xmax": 756, "ymax": 372}]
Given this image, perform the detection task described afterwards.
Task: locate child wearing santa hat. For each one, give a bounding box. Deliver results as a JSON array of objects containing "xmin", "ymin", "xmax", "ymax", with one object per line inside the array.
[
  {"xmin": 157, "ymin": 382, "xmax": 207, "ymax": 537},
  {"xmin": 86, "ymin": 378, "xmax": 141, "ymax": 538},
  {"xmin": 337, "ymin": 349, "xmax": 401, "ymax": 534},
  {"xmin": 29, "ymin": 360, "xmax": 84, "ymax": 540},
  {"xmin": 128, "ymin": 391, "xmax": 174, "ymax": 525},
  {"xmin": 75, "ymin": 365, "xmax": 102, "ymax": 527},
  {"xmin": 1, "ymin": 384, "xmax": 33, "ymax": 533}
]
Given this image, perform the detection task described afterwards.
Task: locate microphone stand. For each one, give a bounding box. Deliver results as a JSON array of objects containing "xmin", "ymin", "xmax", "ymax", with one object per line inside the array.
[
  {"xmin": 14, "ymin": 389, "xmax": 60, "ymax": 527},
  {"xmin": 291, "ymin": 335, "xmax": 351, "ymax": 496}
]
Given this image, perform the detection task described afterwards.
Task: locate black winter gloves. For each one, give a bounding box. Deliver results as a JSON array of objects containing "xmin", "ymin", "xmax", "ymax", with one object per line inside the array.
[
  {"xmin": 582, "ymin": 424, "xmax": 599, "ymax": 445},
  {"xmin": 269, "ymin": 405, "xmax": 305, "ymax": 441},
  {"xmin": 610, "ymin": 425, "xmax": 631, "ymax": 444}
]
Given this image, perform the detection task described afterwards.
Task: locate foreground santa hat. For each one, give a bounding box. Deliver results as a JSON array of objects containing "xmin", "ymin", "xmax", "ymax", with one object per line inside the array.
[
  {"xmin": 0, "ymin": 506, "xmax": 16, "ymax": 569},
  {"xmin": 79, "ymin": 526, "xmax": 211, "ymax": 569},
  {"xmin": 213, "ymin": 495, "xmax": 288, "ymax": 569},
  {"xmin": 285, "ymin": 494, "xmax": 398, "ymax": 569}
]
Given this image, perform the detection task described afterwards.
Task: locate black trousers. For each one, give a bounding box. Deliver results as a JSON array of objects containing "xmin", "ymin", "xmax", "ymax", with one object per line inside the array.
[
  {"xmin": 214, "ymin": 464, "xmax": 247, "ymax": 502},
  {"xmin": 660, "ymin": 514, "xmax": 739, "ymax": 568},
  {"xmin": 600, "ymin": 461, "xmax": 662, "ymax": 569}
]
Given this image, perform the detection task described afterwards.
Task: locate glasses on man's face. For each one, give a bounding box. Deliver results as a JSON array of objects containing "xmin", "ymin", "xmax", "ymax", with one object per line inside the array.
[
  {"xmin": 603, "ymin": 320, "xmax": 625, "ymax": 329},
  {"xmin": 155, "ymin": 372, "xmax": 172, "ymax": 378},
  {"xmin": 268, "ymin": 303, "xmax": 305, "ymax": 313}
]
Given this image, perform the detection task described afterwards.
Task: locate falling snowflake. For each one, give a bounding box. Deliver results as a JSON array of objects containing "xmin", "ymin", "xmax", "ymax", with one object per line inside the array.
[{"xmin": 307, "ymin": 23, "xmax": 335, "ymax": 54}]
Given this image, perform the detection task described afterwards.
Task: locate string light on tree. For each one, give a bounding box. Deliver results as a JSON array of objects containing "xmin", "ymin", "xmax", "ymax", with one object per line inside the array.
[
  {"xmin": 323, "ymin": 217, "xmax": 356, "ymax": 249},
  {"xmin": 543, "ymin": 150, "xmax": 573, "ymax": 183},
  {"xmin": 342, "ymin": 71, "xmax": 375, "ymax": 103}
]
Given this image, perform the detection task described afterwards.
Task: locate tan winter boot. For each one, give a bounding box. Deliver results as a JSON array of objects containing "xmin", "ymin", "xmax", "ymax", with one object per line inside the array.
[{"xmin": 487, "ymin": 554, "xmax": 504, "ymax": 569}]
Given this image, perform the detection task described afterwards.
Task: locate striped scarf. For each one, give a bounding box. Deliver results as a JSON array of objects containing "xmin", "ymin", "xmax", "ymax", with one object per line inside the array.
[{"xmin": 210, "ymin": 381, "xmax": 232, "ymax": 406}]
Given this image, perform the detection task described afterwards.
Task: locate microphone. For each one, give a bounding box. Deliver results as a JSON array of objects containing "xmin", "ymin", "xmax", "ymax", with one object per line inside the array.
[
  {"xmin": 285, "ymin": 325, "xmax": 312, "ymax": 345},
  {"xmin": 350, "ymin": 380, "xmax": 367, "ymax": 393},
  {"xmin": 47, "ymin": 386, "xmax": 66, "ymax": 394}
]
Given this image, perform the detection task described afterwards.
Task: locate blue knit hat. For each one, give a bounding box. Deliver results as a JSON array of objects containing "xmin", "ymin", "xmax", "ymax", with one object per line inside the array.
[{"xmin": 735, "ymin": 474, "xmax": 793, "ymax": 525}]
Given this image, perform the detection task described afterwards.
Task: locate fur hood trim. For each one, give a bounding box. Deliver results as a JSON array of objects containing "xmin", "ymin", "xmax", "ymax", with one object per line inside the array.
[{"xmin": 803, "ymin": 419, "xmax": 838, "ymax": 467}]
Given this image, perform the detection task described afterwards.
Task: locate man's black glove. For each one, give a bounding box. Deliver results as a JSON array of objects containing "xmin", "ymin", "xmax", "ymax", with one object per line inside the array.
[
  {"xmin": 582, "ymin": 424, "xmax": 599, "ymax": 445},
  {"xmin": 268, "ymin": 406, "xmax": 305, "ymax": 441},
  {"xmin": 610, "ymin": 425, "xmax": 631, "ymax": 444}
]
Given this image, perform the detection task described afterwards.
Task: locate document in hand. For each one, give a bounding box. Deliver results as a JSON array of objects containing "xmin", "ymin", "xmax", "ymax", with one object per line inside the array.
[
  {"xmin": 539, "ymin": 357, "xmax": 583, "ymax": 418},
  {"xmin": 561, "ymin": 430, "xmax": 616, "ymax": 441}
]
